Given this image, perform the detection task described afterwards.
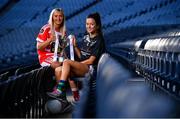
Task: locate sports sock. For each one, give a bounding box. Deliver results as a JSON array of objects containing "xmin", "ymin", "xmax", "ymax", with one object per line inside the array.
[
  {"xmin": 57, "ymin": 80, "xmax": 66, "ymax": 97},
  {"xmin": 72, "ymin": 88, "xmax": 79, "ymax": 101}
]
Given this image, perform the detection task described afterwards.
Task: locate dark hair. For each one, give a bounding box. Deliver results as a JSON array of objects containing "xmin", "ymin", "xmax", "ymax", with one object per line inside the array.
[{"xmin": 87, "ymin": 12, "xmax": 102, "ymax": 35}]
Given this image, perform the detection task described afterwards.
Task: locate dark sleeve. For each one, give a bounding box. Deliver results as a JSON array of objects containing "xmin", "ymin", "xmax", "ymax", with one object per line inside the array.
[{"xmin": 91, "ymin": 36, "xmax": 105, "ymax": 58}]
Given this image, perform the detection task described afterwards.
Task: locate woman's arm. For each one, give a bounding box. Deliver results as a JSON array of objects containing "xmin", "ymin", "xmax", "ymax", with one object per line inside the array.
[
  {"xmin": 81, "ymin": 56, "xmax": 96, "ymax": 65},
  {"xmin": 74, "ymin": 46, "xmax": 81, "ymax": 58},
  {"xmin": 72, "ymin": 36, "xmax": 81, "ymax": 58},
  {"xmin": 37, "ymin": 34, "xmax": 55, "ymax": 51}
]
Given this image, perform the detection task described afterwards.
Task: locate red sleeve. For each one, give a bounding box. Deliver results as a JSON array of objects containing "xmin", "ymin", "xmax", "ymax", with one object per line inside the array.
[{"xmin": 36, "ymin": 24, "xmax": 50, "ymax": 43}]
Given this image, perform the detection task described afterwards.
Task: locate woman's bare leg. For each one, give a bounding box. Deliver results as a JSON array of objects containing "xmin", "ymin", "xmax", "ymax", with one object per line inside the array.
[
  {"xmin": 55, "ymin": 66, "xmax": 62, "ymax": 81},
  {"xmin": 48, "ymin": 59, "xmax": 88, "ymax": 98},
  {"xmin": 60, "ymin": 59, "xmax": 89, "ymax": 80},
  {"xmin": 55, "ymin": 66, "xmax": 80, "ymax": 101},
  {"xmin": 50, "ymin": 61, "xmax": 62, "ymax": 69},
  {"xmin": 68, "ymin": 79, "xmax": 80, "ymax": 101}
]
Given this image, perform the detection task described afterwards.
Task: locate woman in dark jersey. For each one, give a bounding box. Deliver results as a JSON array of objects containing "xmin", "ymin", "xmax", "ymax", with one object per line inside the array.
[{"xmin": 47, "ymin": 12, "xmax": 105, "ymax": 101}]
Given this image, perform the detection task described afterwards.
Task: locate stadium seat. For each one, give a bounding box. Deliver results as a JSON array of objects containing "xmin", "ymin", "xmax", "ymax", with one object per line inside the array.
[
  {"xmin": 96, "ymin": 53, "xmax": 131, "ymax": 117},
  {"xmin": 15, "ymin": 64, "xmax": 40, "ymax": 76}
]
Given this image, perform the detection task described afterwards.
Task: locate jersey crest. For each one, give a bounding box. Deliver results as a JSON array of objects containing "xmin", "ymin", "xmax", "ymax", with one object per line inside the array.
[{"xmin": 39, "ymin": 28, "xmax": 44, "ymax": 34}]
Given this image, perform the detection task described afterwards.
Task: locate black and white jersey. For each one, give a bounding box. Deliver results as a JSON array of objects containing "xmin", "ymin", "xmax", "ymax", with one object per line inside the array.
[{"xmin": 80, "ymin": 34, "xmax": 105, "ymax": 65}]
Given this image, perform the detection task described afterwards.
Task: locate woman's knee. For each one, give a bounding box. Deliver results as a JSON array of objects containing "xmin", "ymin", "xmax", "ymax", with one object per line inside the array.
[
  {"xmin": 51, "ymin": 61, "xmax": 62, "ymax": 69},
  {"xmin": 63, "ymin": 59, "xmax": 71, "ymax": 66},
  {"xmin": 55, "ymin": 67, "xmax": 62, "ymax": 73}
]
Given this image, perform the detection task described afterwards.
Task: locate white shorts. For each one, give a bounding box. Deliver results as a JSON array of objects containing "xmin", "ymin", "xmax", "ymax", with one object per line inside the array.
[{"xmin": 40, "ymin": 61, "xmax": 51, "ymax": 67}]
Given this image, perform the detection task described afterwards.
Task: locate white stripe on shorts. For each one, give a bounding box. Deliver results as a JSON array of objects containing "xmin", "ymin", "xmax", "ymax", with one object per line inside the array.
[{"xmin": 41, "ymin": 62, "xmax": 50, "ymax": 67}]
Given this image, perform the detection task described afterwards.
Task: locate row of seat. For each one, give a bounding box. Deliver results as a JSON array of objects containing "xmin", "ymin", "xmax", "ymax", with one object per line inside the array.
[
  {"xmin": 103, "ymin": 0, "xmax": 179, "ymax": 30},
  {"xmin": 0, "ymin": 0, "xmax": 9, "ymax": 10},
  {"xmin": 25, "ymin": 0, "xmax": 97, "ymax": 29},
  {"xmin": 106, "ymin": 26, "xmax": 180, "ymax": 60},
  {"xmin": 66, "ymin": 0, "xmax": 132, "ymax": 30},
  {"xmin": 134, "ymin": 36, "xmax": 180, "ymax": 97},
  {"xmin": 0, "ymin": 0, "xmax": 56, "ymax": 34},
  {"xmin": 107, "ymin": 30, "xmax": 180, "ymax": 98},
  {"xmin": 95, "ymin": 53, "xmax": 178, "ymax": 117},
  {"xmin": 0, "ymin": 66, "xmax": 55, "ymax": 117}
]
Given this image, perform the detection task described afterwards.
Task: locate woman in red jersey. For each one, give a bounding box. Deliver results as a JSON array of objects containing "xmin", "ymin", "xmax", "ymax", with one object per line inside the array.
[{"xmin": 36, "ymin": 8, "xmax": 67, "ymax": 69}]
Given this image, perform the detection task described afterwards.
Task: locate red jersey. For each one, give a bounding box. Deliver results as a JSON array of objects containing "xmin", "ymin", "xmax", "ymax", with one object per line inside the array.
[{"xmin": 36, "ymin": 24, "xmax": 63, "ymax": 66}]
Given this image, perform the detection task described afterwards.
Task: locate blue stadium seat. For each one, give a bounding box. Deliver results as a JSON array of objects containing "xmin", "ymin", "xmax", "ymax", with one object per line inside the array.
[
  {"xmin": 15, "ymin": 64, "xmax": 40, "ymax": 76},
  {"xmin": 96, "ymin": 53, "xmax": 131, "ymax": 116}
]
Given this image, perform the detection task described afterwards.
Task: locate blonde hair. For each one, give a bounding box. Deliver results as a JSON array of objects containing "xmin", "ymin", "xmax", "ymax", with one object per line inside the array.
[{"xmin": 48, "ymin": 8, "xmax": 66, "ymax": 38}]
